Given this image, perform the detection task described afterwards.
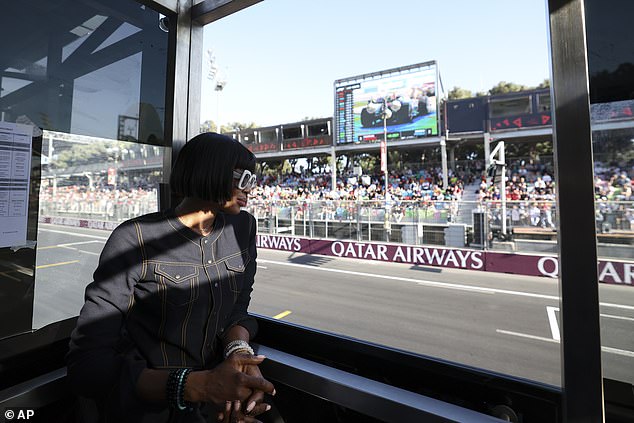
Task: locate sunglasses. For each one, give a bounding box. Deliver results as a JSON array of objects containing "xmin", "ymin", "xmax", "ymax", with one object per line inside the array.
[{"xmin": 233, "ymin": 169, "xmax": 258, "ymax": 191}]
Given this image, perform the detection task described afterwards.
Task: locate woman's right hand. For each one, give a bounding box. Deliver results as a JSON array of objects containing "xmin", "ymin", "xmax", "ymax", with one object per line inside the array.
[{"xmin": 184, "ymin": 354, "xmax": 275, "ymax": 406}]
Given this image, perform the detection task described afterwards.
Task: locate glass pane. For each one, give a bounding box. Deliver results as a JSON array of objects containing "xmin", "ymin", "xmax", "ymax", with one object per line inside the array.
[
  {"xmin": 489, "ymin": 96, "xmax": 532, "ymax": 118},
  {"xmin": 202, "ymin": 1, "xmax": 564, "ymax": 386},
  {"xmin": 307, "ymin": 123, "xmax": 328, "ymax": 136},
  {"xmin": 260, "ymin": 129, "xmax": 277, "ymax": 144},
  {"xmin": 282, "ymin": 126, "xmax": 302, "ymax": 140},
  {"xmin": 0, "ymin": 0, "xmax": 169, "ymax": 336},
  {"xmin": 586, "ymin": 0, "xmax": 634, "ymax": 387}
]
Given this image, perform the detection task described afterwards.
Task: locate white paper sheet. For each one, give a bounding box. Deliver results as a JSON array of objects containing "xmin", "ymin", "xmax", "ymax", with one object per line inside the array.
[{"xmin": 0, "ymin": 121, "xmax": 33, "ymax": 248}]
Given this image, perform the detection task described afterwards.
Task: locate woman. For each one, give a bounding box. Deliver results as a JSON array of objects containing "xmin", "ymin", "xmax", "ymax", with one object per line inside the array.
[{"xmin": 67, "ymin": 133, "xmax": 274, "ymax": 423}]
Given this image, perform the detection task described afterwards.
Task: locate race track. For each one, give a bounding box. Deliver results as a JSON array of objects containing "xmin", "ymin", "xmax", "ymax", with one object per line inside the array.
[{"xmin": 33, "ymin": 223, "xmax": 634, "ymax": 387}]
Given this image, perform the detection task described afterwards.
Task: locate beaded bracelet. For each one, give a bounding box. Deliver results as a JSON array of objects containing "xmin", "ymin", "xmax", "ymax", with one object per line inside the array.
[{"xmin": 166, "ymin": 368, "xmax": 196, "ymax": 412}]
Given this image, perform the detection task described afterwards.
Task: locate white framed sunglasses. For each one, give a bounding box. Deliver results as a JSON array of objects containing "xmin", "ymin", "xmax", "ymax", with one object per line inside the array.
[{"xmin": 233, "ymin": 169, "xmax": 257, "ymax": 191}]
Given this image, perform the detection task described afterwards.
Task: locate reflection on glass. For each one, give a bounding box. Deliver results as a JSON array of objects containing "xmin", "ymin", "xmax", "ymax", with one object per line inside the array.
[
  {"xmin": 34, "ymin": 133, "xmax": 164, "ymax": 329},
  {"xmin": 586, "ymin": 0, "xmax": 634, "ymax": 387},
  {"xmin": 0, "ymin": 0, "xmax": 168, "ymax": 335}
]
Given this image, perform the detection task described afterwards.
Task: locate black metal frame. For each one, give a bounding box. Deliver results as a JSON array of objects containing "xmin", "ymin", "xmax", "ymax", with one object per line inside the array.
[
  {"xmin": 0, "ymin": 0, "xmax": 624, "ymax": 421},
  {"xmin": 547, "ymin": 0, "xmax": 604, "ymax": 421}
]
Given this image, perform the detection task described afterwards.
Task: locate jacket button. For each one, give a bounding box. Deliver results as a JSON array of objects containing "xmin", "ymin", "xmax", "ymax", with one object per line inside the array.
[
  {"xmin": 214, "ymin": 283, "xmax": 218, "ymax": 287},
  {"xmin": 175, "ymin": 275, "xmax": 181, "ymax": 279},
  {"xmin": 207, "ymin": 260, "xmax": 212, "ymax": 264}
]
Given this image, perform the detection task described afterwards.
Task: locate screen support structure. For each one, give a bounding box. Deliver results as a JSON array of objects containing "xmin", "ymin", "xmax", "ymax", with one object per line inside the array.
[
  {"xmin": 381, "ymin": 99, "xmax": 391, "ymax": 240},
  {"xmin": 440, "ymin": 137, "xmax": 449, "ymax": 189},
  {"xmin": 331, "ymin": 146, "xmax": 337, "ymax": 191}
]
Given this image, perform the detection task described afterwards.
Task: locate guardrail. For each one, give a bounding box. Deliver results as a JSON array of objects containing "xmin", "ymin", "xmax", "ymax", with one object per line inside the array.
[{"xmin": 38, "ymin": 196, "xmax": 633, "ymax": 256}]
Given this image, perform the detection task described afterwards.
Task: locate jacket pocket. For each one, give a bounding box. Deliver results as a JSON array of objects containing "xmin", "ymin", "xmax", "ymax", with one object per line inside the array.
[
  {"xmin": 154, "ymin": 263, "xmax": 199, "ymax": 306},
  {"xmin": 223, "ymin": 251, "xmax": 251, "ymax": 295}
]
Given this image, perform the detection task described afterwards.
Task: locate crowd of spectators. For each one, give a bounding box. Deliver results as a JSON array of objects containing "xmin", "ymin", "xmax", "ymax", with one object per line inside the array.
[
  {"xmin": 39, "ymin": 185, "xmax": 158, "ymax": 221},
  {"xmin": 477, "ymin": 159, "xmax": 633, "ymax": 230},
  {"xmin": 250, "ymin": 164, "xmax": 484, "ymax": 203},
  {"xmin": 38, "ymin": 160, "xmax": 632, "ymax": 230}
]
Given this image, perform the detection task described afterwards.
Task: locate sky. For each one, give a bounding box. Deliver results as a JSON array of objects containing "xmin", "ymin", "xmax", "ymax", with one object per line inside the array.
[{"xmin": 201, "ymin": 0, "xmax": 550, "ymax": 128}]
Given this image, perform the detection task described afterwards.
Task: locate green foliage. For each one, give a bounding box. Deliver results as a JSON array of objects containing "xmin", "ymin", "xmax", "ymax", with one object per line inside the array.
[
  {"xmin": 200, "ymin": 120, "xmax": 215, "ymax": 133},
  {"xmin": 447, "ymin": 87, "xmax": 473, "ymax": 100},
  {"xmin": 54, "ymin": 142, "xmax": 110, "ymax": 169},
  {"xmin": 537, "ymin": 78, "xmax": 550, "ymax": 89},
  {"xmin": 222, "ymin": 121, "xmax": 258, "ymax": 133},
  {"xmin": 200, "ymin": 120, "xmax": 258, "ymax": 134},
  {"xmin": 488, "ymin": 81, "xmax": 529, "ymax": 95},
  {"xmin": 281, "ymin": 160, "xmax": 293, "ymax": 174},
  {"xmin": 357, "ymin": 153, "xmax": 378, "ymax": 174}
]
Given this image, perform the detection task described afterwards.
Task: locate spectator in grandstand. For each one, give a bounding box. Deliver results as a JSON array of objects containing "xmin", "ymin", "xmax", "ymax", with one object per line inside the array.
[
  {"xmin": 529, "ymin": 203, "xmax": 541, "ymax": 227},
  {"xmin": 67, "ymin": 133, "xmax": 274, "ymax": 423}
]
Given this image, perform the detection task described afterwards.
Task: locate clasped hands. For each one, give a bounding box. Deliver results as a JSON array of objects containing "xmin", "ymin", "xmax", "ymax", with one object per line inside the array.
[{"xmin": 185, "ymin": 352, "xmax": 275, "ymax": 423}]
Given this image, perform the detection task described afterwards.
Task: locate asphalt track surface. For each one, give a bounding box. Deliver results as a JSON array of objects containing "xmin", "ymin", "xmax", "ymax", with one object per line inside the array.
[{"xmin": 33, "ymin": 223, "xmax": 634, "ymax": 387}]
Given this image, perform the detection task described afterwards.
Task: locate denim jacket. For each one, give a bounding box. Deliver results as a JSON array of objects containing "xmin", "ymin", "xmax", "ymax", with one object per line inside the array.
[{"xmin": 66, "ymin": 209, "xmax": 258, "ymax": 422}]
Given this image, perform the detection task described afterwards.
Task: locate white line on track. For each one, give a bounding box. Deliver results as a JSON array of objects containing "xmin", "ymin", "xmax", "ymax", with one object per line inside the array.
[
  {"xmin": 546, "ymin": 306, "xmax": 560, "ymax": 341},
  {"xmin": 547, "ymin": 306, "xmax": 634, "ymax": 327},
  {"xmin": 600, "ymin": 314, "xmax": 634, "ymax": 322},
  {"xmin": 259, "ymin": 259, "xmax": 495, "ymax": 295},
  {"xmin": 39, "ymin": 240, "xmax": 104, "ymax": 249},
  {"xmin": 496, "ymin": 329, "xmax": 634, "ymax": 358},
  {"xmin": 39, "ymin": 228, "xmax": 109, "ymax": 240},
  {"xmin": 59, "ymin": 246, "xmax": 100, "ymax": 256},
  {"xmin": 258, "ymin": 259, "xmax": 634, "ymax": 310},
  {"xmin": 496, "ymin": 329, "xmax": 559, "ymax": 344}
]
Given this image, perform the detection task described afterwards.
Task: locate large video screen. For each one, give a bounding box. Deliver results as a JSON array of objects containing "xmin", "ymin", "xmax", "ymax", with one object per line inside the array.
[{"xmin": 335, "ymin": 62, "xmax": 438, "ymax": 145}]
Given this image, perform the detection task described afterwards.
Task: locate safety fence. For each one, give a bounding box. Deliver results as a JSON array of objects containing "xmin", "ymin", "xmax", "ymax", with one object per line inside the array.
[{"xmin": 38, "ymin": 195, "xmax": 634, "ymax": 256}]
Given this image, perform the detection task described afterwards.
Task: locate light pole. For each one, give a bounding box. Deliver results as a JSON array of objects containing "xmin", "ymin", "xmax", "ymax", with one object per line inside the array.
[
  {"xmin": 215, "ymin": 78, "xmax": 226, "ymax": 133},
  {"xmin": 380, "ymin": 98, "xmax": 393, "ymax": 240},
  {"xmin": 207, "ymin": 49, "xmax": 227, "ymax": 133}
]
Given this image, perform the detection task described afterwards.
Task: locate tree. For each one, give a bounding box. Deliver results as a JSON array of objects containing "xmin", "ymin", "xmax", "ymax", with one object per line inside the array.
[
  {"xmin": 488, "ymin": 81, "xmax": 529, "ymax": 95},
  {"xmin": 357, "ymin": 153, "xmax": 378, "ymax": 175},
  {"xmin": 448, "ymin": 87, "xmax": 473, "ymax": 100},
  {"xmin": 199, "ymin": 120, "xmax": 258, "ymax": 134},
  {"xmin": 54, "ymin": 142, "xmax": 110, "ymax": 169},
  {"xmin": 537, "ymin": 78, "xmax": 550, "ymax": 89},
  {"xmin": 221, "ymin": 121, "xmax": 258, "ymax": 133},
  {"xmin": 200, "ymin": 120, "xmax": 215, "ymax": 133}
]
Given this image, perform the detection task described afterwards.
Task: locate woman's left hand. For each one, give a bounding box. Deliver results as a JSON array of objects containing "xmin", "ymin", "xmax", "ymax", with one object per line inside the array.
[
  {"xmin": 218, "ymin": 399, "xmax": 270, "ymax": 423},
  {"xmin": 242, "ymin": 363, "xmax": 271, "ymax": 417},
  {"xmin": 216, "ymin": 356, "xmax": 272, "ymax": 422}
]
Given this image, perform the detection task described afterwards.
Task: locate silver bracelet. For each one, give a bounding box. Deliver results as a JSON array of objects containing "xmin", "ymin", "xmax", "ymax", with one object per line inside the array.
[{"xmin": 224, "ymin": 340, "xmax": 254, "ymax": 359}]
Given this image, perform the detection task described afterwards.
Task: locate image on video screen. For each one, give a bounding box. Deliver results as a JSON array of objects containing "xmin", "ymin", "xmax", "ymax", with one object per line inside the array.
[{"xmin": 336, "ymin": 63, "xmax": 438, "ymax": 144}]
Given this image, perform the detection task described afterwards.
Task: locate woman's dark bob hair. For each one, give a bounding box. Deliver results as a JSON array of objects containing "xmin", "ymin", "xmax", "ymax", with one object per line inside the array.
[{"xmin": 170, "ymin": 132, "xmax": 256, "ymax": 204}]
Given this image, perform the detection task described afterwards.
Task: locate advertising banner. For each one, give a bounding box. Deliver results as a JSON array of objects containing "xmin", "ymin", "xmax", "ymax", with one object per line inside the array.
[{"xmin": 255, "ymin": 234, "xmax": 634, "ymax": 287}]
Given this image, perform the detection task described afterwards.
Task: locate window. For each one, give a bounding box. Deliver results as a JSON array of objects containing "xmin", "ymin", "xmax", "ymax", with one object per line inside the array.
[
  {"xmin": 586, "ymin": 0, "xmax": 634, "ymax": 387},
  {"xmin": 537, "ymin": 93, "xmax": 551, "ymax": 112},
  {"xmin": 282, "ymin": 126, "xmax": 302, "ymax": 140},
  {"xmin": 489, "ymin": 96, "xmax": 532, "ymax": 118},
  {"xmin": 242, "ymin": 131, "xmax": 257, "ymax": 144},
  {"xmin": 0, "ymin": 0, "xmax": 169, "ymax": 336},
  {"xmin": 201, "ymin": 1, "xmax": 573, "ymax": 388},
  {"xmin": 307, "ymin": 122, "xmax": 328, "ymax": 136},
  {"xmin": 260, "ymin": 129, "xmax": 277, "ymax": 144}
]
